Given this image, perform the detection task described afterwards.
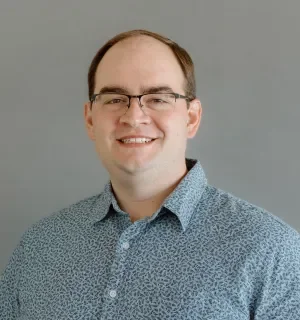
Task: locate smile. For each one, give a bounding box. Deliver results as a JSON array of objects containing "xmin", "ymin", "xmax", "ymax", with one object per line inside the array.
[
  {"xmin": 117, "ymin": 138, "xmax": 157, "ymax": 147},
  {"xmin": 119, "ymin": 137, "xmax": 154, "ymax": 144}
]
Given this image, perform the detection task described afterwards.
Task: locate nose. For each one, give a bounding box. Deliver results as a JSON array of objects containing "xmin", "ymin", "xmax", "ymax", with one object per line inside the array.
[{"xmin": 119, "ymin": 97, "xmax": 151, "ymax": 127}]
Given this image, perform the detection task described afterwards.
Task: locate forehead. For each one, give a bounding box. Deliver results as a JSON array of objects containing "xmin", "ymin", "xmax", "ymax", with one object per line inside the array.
[{"xmin": 94, "ymin": 36, "xmax": 185, "ymax": 93}]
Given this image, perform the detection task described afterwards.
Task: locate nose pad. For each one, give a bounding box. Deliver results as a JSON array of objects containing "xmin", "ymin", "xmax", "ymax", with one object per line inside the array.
[
  {"xmin": 119, "ymin": 97, "xmax": 151, "ymax": 128},
  {"xmin": 124, "ymin": 97, "xmax": 148, "ymax": 116},
  {"xmin": 128, "ymin": 96, "xmax": 142, "ymax": 108}
]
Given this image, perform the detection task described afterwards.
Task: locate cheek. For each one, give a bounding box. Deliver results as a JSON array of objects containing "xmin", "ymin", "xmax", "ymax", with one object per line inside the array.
[
  {"xmin": 93, "ymin": 115, "xmax": 116, "ymax": 143},
  {"xmin": 157, "ymin": 113, "xmax": 187, "ymax": 140}
]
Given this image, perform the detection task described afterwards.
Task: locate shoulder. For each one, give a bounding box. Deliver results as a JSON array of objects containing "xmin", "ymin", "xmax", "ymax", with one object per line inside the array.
[
  {"xmin": 200, "ymin": 184, "xmax": 300, "ymax": 249},
  {"xmin": 20, "ymin": 193, "xmax": 101, "ymax": 244}
]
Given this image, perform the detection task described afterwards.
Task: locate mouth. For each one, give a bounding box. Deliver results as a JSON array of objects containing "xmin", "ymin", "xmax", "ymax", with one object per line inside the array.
[{"xmin": 117, "ymin": 137, "xmax": 157, "ymax": 147}]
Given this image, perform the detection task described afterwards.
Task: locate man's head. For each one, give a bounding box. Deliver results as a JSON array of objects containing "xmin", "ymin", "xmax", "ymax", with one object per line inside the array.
[{"xmin": 84, "ymin": 29, "xmax": 202, "ymax": 177}]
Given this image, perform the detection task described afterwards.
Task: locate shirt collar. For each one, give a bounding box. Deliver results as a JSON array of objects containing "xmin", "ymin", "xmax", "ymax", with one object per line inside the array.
[
  {"xmin": 162, "ymin": 158, "xmax": 207, "ymax": 231},
  {"xmin": 89, "ymin": 158, "xmax": 207, "ymax": 231}
]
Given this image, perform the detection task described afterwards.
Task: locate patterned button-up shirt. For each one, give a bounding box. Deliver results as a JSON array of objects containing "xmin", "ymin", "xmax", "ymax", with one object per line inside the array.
[{"xmin": 1, "ymin": 159, "xmax": 300, "ymax": 319}]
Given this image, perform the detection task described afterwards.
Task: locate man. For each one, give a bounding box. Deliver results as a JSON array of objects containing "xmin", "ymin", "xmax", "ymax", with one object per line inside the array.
[{"xmin": 1, "ymin": 29, "xmax": 300, "ymax": 319}]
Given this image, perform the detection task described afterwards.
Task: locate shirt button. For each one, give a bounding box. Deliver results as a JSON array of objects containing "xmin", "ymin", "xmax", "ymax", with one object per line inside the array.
[
  {"xmin": 122, "ymin": 242, "xmax": 130, "ymax": 250},
  {"xmin": 109, "ymin": 290, "xmax": 117, "ymax": 298}
]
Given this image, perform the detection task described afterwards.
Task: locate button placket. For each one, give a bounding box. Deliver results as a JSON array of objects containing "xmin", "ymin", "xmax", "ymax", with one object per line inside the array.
[
  {"xmin": 109, "ymin": 289, "xmax": 117, "ymax": 298},
  {"xmin": 121, "ymin": 241, "xmax": 130, "ymax": 250}
]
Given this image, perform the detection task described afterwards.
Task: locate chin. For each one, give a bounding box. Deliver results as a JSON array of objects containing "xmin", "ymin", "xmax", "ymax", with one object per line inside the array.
[{"xmin": 115, "ymin": 156, "xmax": 157, "ymax": 175}]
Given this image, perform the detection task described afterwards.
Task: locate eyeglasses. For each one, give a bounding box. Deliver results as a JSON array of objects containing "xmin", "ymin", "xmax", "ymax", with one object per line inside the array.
[{"xmin": 90, "ymin": 92, "xmax": 191, "ymax": 114}]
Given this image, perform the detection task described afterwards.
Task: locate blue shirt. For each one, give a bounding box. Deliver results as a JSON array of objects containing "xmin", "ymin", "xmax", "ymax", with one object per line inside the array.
[{"xmin": 1, "ymin": 158, "xmax": 300, "ymax": 319}]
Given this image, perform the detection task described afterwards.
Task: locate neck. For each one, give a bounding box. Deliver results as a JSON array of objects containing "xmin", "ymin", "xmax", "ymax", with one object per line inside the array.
[{"xmin": 110, "ymin": 160, "xmax": 188, "ymax": 222}]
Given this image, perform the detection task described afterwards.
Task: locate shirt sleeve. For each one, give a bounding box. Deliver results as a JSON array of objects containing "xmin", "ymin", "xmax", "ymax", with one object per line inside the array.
[
  {"xmin": 253, "ymin": 228, "xmax": 300, "ymax": 319},
  {"xmin": 0, "ymin": 240, "xmax": 23, "ymax": 319}
]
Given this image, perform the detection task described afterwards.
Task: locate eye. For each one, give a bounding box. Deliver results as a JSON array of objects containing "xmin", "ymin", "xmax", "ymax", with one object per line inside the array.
[
  {"xmin": 144, "ymin": 94, "xmax": 174, "ymax": 105},
  {"xmin": 149, "ymin": 98, "xmax": 169, "ymax": 104},
  {"xmin": 152, "ymin": 99, "xmax": 165, "ymax": 103},
  {"xmin": 104, "ymin": 97, "xmax": 128, "ymax": 105},
  {"xmin": 108, "ymin": 99, "xmax": 122, "ymax": 104}
]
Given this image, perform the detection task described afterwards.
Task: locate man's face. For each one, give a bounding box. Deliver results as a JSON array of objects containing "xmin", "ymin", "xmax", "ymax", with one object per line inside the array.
[{"xmin": 84, "ymin": 36, "xmax": 201, "ymax": 176}]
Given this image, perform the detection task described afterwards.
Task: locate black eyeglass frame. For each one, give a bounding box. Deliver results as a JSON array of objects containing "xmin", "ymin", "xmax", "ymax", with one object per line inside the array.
[{"xmin": 90, "ymin": 92, "xmax": 192, "ymax": 107}]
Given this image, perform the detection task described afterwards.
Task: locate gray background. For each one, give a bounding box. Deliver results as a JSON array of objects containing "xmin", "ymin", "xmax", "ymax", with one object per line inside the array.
[{"xmin": 1, "ymin": 0, "xmax": 299, "ymax": 271}]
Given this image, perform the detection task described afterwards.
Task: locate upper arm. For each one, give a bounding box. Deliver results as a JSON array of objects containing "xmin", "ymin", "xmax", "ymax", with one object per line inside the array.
[
  {"xmin": 0, "ymin": 240, "xmax": 23, "ymax": 319},
  {"xmin": 253, "ymin": 229, "xmax": 300, "ymax": 319}
]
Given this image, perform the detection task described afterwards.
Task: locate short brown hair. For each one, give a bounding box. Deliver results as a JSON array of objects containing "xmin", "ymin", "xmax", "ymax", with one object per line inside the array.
[{"xmin": 87, "ymin": 29, "xmax": 196, "ymax": 102}]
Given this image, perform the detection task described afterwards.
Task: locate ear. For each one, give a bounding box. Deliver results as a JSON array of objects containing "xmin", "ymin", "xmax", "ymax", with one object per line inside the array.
[
  {"xmin": 84, "ymin": 101, "xmax": 96, "ymax": 140},
  {"xmin": 187, "ymin": 99, "xmax": 202, "ymax": 139}
]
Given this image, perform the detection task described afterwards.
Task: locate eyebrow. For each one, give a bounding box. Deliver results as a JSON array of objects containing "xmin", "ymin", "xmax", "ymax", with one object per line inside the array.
[{"xmin": 98, "ymin": 85, "xmax": 175, "ymax": 95}]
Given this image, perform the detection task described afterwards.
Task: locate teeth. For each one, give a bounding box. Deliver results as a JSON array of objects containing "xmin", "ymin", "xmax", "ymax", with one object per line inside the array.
[{"xmin": 121, "ymin": 138, "xmax": 153, "ymax": 144}]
